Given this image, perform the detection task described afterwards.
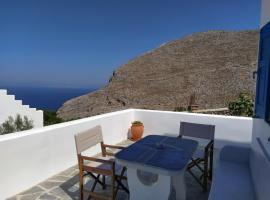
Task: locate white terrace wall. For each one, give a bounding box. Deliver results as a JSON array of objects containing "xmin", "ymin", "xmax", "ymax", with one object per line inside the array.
[
  {"xmin": 0, "ymin": 109, "xmax": 133, "ymax": 200},
  {"xmin": 134, "ymin": 109, "xmax": 253, "ymax": 149},
  {"xmin": 0, "ymin": 109, "xmax": 253, "ymax": 199},
  {"xmin": 0, "ymin": 89, "xmax": 43, "ymax": 128}
]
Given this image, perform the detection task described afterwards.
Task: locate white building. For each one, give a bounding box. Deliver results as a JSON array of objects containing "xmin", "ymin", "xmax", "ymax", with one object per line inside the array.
[{"xmin": 0, "ymin": 89, "xmax": 43, "ymax": 129}]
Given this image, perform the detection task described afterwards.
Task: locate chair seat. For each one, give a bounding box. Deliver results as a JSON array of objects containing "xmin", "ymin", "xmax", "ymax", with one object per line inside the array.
[
  {"xmin": 192, "ymin": 148, "xmax": 205, "ymax": 159},
  {"xmin": 84, "ymin": 156, "xmax": 125, "ymax": 176}
]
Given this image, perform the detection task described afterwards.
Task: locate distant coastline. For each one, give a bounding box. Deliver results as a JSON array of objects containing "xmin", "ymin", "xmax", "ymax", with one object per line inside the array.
[{"xmin": 1, "ymin": 86, "xmax": 96, "ymax": 111}]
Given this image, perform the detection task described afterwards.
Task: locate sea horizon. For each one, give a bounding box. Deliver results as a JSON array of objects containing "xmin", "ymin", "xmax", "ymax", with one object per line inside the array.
[{"xmin": 0, "ymin": 86, "xmax": 96, "ymax": 111}]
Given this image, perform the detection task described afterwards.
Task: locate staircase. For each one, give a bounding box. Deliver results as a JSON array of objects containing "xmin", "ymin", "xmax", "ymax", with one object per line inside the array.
[{"xmin": 0, "ymin": 89, "xmax": 43, "ymax": 129}]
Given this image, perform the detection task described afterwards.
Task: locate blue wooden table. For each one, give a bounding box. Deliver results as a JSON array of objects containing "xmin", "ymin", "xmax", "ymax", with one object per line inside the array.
[{"xmin": 116, "ymin": 135, "xmax": 198, "ymax": 200}]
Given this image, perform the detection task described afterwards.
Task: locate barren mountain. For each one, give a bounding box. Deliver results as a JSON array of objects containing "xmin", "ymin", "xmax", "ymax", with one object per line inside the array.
[{"xmin": 57, "ymin": 30, "xmax": 259, "ymax": 120}]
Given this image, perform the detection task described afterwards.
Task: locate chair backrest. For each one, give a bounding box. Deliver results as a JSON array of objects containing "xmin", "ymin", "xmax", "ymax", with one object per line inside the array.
[
  {"xmin": 179, "ymin": 122, "xmax": 215, "ymax": 140},
  {"xmin": 74, "ymin": 125, "xmax": 103, "ymax": 154}
]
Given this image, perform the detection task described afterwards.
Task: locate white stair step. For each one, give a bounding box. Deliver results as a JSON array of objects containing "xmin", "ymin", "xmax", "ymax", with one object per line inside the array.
[
  {"xmin": 23, "ymin": 105, "xmax": 30, "ymax": 109},
  {"xmin": 15, "ymin": 100, "xmax": 22, "ymax": 105},
  {"xmin": 29, "ymin": 108, "xmax": 36, "ymax": 111},
  {"xmin": 6, "ymin": 95, "xmax": 15, "ymax": 101},
  {"xmin": 0, "ymin": 90, "xmax": 7, "ymax": 95}
]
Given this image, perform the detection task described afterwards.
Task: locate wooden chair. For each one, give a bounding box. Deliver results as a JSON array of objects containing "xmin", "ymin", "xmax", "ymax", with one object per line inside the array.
[
  {"xmin": 74, "ymin": 125, "xmax": 129, "ymax": 200},
  {"xmin": 179, "ymin": 122, "xmax": 215, "ymax": 191}
]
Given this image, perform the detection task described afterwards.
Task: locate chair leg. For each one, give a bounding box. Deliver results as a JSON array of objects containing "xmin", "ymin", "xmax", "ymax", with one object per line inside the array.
[
  {"xmin": 102, "ymin": 175, "xmax": 106, "ymax": 189},
  {"xmin": 189, "ymin": 158, "xmax": 204, "ymax": 173},
  {"xmin": 116, "ymin": 179, "xmax": 129, "ymax": 194},
  {"xmin": 112, "ymin": 174, "xmax": 115, "ymax": 200},
  {"xmin": 87, "ymin": 172, "xmax": 104, "ymax": 186},
  {"xmin": 115, "ymin": 167, "xmax": 129, "ymax": 194},
  {"xmin": 91, "ymin": 174, "xmax": 100, "ymax": 192},
  {"xmin": 209, "ymin": 146, "xmax": 214, "ymax": 180},
  {"xmin": 187, "ymin": 169, "xmax": 204, "ymax": 188},
  {"xmin": 115, "ymin": 180, "xmax": 120, "ymax": 198},
  {"xmin": 79, "ymin": 173, "xmax": 84, "ymax": 200},
  {"xmin": 203, "ymin": 150, "xmax": 209, "ymax": 192}
]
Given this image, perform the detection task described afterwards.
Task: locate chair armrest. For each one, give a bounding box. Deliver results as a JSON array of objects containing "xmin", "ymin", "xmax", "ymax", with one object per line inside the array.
[
  {"xmin": 81, "ymin": 155, "xmax": 115, "ymax": 165},
  {"xmin": 102, "ymin": 144, "xmax": 125, "ymax": 156},
  {"xmin": 103, "ymin": 144, "xmax": 125, "ymax": 150},
  {"xmin": 220, "ymin": 145, "xmax": 250, "ymax": 164}
]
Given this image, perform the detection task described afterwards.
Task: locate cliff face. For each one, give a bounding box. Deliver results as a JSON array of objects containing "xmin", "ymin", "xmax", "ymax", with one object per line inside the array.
[{"xmin": 57, "ymin": 30, "xmax": 259, "ymax": 120}]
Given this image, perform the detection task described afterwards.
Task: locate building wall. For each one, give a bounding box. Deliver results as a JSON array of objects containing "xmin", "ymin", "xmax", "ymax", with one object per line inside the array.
[
  {"xmin": 261, "ymin": 0, "xmax": 270, "ymax": 27},
  {"xmin": 0, "ymin": 89, "xmax": 43, "ymax": 128},
  {"xmin": 250, "ymin": 119, "xmax": 270, "ymax": 200},
  {"xmin": 250, "ymin": 1, "xmax": 270, "ymax": 199}
]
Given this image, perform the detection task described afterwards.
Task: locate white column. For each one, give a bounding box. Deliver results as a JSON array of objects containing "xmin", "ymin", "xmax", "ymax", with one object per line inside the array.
[{"xmin": 261, "ymin": 0, "xmax": 270, "ymax": 27}]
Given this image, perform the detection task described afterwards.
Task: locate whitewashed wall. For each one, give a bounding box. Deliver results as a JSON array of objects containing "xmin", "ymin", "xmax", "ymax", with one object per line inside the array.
[
  {"xmin": 0, "ymin": 109, "xmax": 253, "ymax": 199},
  {"xmin": 0, "ymin": 89, "xmax": 43, "ymax": 128},
  {"xmin": 250, "ymin": 119, "xmax": 270, "ymax": 200},
  {"xmin": 134, "ymin": 109, "xmax": 253, "ymax": 148},
  {"xmin": 249, "ymin": 1, "xmax": 270, "ymax": 200},
  {"xmin": 261, "ymin": 0, "xmax": 270, "ymax": 27},
  {"xmin": 0, "ymin": 109, "xmax": 133, "ymax": 199}
]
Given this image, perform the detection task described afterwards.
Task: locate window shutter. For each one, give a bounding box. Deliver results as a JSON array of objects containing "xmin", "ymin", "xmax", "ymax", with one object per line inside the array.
[{"xmin": 255, "ymin": 22, "xmax": 270, "ymax": 121}]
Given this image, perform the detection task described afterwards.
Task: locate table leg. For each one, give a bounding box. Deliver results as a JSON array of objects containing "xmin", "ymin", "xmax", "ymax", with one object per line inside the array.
[
  {"xmin": 127, "ymin": 168, "xmax": 171, "ymax": 200},
  {"xmin": 172, "ymin": 170, "xmax": 186, "ymax": 200}
]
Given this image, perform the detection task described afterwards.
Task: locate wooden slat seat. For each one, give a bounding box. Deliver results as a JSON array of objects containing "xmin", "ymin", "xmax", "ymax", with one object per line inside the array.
[{"xmin": 83, "ymin": 157, "xmax": 125, "ymax": 176}]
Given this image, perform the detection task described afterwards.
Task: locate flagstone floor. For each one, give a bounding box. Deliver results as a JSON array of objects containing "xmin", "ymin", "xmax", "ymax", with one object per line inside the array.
[{"xmin": 8, "ymin": 140, "xmax": 211, "ymax": 200}]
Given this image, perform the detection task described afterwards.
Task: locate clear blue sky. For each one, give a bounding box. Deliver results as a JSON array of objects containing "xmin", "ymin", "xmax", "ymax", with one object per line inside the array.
[{"xmin": 0, "ymin": 0, "xmax": 261, "ymax": 89}]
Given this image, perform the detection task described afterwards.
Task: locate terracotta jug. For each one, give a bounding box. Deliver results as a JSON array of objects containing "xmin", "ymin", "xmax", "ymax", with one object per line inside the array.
[{"xmin": 131, "ymin": 123, "xmax": 144, "ymax": 141}]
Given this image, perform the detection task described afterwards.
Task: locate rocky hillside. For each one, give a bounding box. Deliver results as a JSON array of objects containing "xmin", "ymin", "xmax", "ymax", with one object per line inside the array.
[{"xmin": 57, "ymin": 30, "xmax": 259, "ymax": 120}]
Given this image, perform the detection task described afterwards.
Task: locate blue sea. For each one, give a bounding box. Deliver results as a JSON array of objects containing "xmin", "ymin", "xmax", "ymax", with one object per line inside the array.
[{"xmin": 2, "ymin": 86, "xmax": 96, "ymax": 111}]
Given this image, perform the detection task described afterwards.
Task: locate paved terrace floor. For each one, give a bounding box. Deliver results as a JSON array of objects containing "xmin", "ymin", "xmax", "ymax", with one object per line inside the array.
[{"xmin": 9, "ymin": 140, "xmax": 211, "ymax": 200}]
